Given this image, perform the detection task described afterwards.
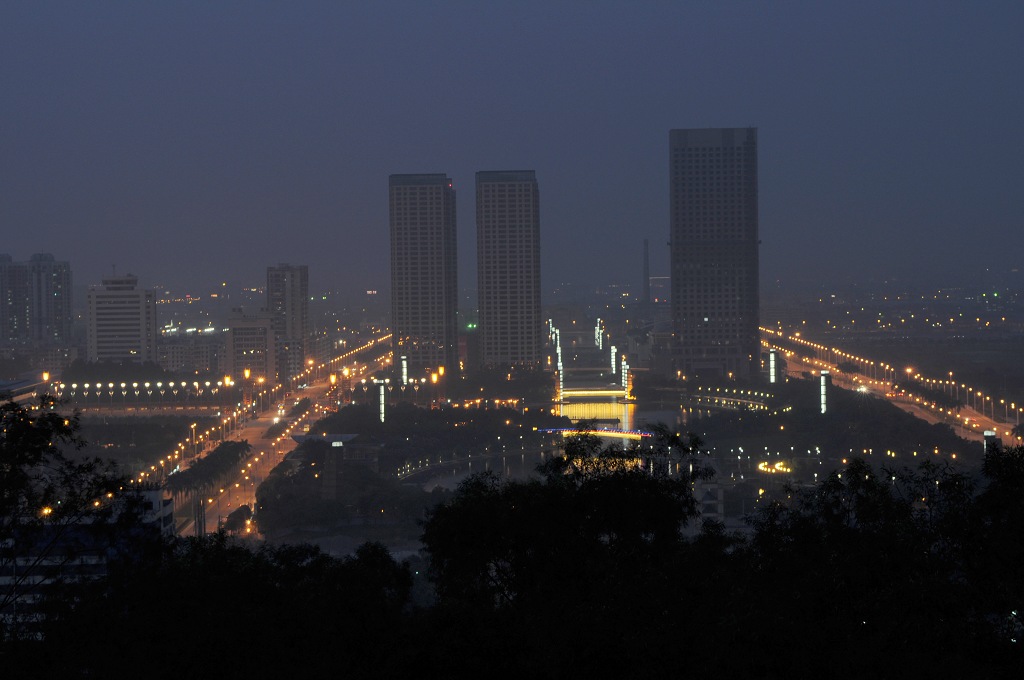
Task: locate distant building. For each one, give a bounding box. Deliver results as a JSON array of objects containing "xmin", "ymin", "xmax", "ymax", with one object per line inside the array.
[
  {"xmin": 86, "ymin": 275, "xmax": 157, "ymax": 363},
  {"xmin": 648, "ymin": 276, "xmax": 670, "ymax": 303},
  {"xmin": 669, "ymin": 128, "xmax": 759, "ymax": 378},
  {"xmin": 389, "ymin": 174, "xmax": 458, "ymax": 373},
  {"xmin": 223, "ymin": 308, "xmax": 277, "ymax": 384},
  {"xmin": 266, "ymin": 264, "xmax": 309, "ymax": 383},
  {"xmin": 0, "ymin": 253, "xmax": 73, "ymax": 347},
  {"xmin": 476, "ymin": 170, "xmax": 542, "ymax": 368},
  {"xmin": 158, "ymin": 331, "xmax": 222, "ymax": 375}
]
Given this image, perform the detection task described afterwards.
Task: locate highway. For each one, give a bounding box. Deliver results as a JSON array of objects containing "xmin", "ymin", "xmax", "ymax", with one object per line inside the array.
[
  {"xmin": 781, "ymin": 351, "xmax": 1004, "ymax": 444},
  {"xmin": 174, "ymin": 375, "xmax": 360, "ymax": 536},
  {"xmin": 175, "ymin": 333, "xmax": 391, "ymax": 536}
]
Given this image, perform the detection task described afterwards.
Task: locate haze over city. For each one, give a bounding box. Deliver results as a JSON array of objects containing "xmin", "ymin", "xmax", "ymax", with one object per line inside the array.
[
  {"xmin": 7, "ymin": 4, "xmax": 1024, "ymax": 677},
  {"xmin": 4, "ymin": 1, "xmax": 1022, "ymax": 295}
]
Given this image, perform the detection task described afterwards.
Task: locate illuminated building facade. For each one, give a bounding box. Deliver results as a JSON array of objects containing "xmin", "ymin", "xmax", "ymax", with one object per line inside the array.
[
  {"xmin": 669, "ymin": 127, "xmax": 759, "ymax": 378},
  {"xmin": 476, "ymin": 170, "xmax": 541, "ymax": 368},
  {"xmin": 389, "ymin": 174, "xmax": 458, "ymax": 373},
  {"xmin": 86, "ymin": 275, "xmax": 157, "ymax": 363}
]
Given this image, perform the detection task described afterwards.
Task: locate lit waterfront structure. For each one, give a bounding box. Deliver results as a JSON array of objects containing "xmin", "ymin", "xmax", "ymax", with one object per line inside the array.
[
  {"xmin": 389, "ymin": 173, "xmax": 458, "ymax": 373},
  {"xmin": 476, "ymin": 170, "xmax": 542, "ymax": 368},
  {"xmin": 669, "ymin": 127, "xmax": 759, "ymax": 378},
  {"xmin": 86, "ymin": 275, "xmax": 157, "ymax": 363},
  {"xmin": 0, "ymin": 253, "xmax": 72, "ymax": 347}
]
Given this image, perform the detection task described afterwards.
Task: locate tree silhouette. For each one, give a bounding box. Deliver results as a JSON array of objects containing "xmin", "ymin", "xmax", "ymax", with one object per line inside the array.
[{"xmin": 0, "ymin": 395, "xmax": 128, "ymax": 640}]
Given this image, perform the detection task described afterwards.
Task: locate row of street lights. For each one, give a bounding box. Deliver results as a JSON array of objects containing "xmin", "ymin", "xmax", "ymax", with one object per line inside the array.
[{"xmin": 765, "ymin": 328, "xmax": 1023, "ymax": 437}]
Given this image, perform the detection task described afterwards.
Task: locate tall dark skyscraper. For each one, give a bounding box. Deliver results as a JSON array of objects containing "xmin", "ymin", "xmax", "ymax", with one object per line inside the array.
[
  {"xmin": 389, "ymin": 174, "xmax": 458, "ymax": 373},
  {"xmin": 476, "ymin": 170, "xmax": 541, "ymax": 368},
  {"xmin": 669, "ymin": 128, "xmax": 759, "ymax": 378},
  {"xmin": 0, "ymin": 253, "xmax": 73, "ymax": 347},
  {"xmin": 266, "ymin": 263, "xmax": 309, "ymax": 383}
]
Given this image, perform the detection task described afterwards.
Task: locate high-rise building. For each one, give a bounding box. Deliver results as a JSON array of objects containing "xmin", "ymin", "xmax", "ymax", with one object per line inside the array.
[
  {"xmin": 476, "ymin": 170, "xmax": 542, "ymax": 368},
  {"xmin": 86, "ymin": 275, "xmax": 157, "ymax": 363},
  {"xmin": 0, "ymin": 253, "xmax": 73, "ymax": 346},
  {"xmin": 266, "ymin": 264, "xmax": 309, "ymax": 383},
  {"xmin": 669, "ymin": 127, "xmax": 759, "ymax": 378},
  {"xmin": 389, "ymin": 174, "xmax": 458, "ymax": 373}
]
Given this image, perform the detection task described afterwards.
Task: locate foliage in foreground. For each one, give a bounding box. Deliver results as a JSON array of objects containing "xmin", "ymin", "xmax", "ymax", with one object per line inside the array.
[
  {"xmin": 3, "ymin": 402, "xmax": 1022, "ymax": 678},
  {"xmin": 0, "ymin": 396, "xmax": 136, "ymax": 642},
  {"xmin": 32, "ymin": 537, "xmax": 412, "ymax": 678},
  {"xmin": 413, "ymin": 439, "xmax": 1020, "ymax": 678},
  {"xmin": 255, "ymin": 440, "xmax": 443, "ymax": 540}
]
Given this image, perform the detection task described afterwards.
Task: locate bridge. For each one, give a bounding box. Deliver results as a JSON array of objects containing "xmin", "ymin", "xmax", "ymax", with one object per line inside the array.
[
  {"xmin": 394, "ymin": 445, "xmax": 556, "ymax": 482},
  {"xmin": 538, "ymin": 428, "xmax": 654, "ymax": 441}
]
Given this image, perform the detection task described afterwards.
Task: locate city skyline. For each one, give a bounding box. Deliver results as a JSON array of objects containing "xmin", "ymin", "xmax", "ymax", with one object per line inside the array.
[{"xmin": 3, "ymin": 3, "xmax": 1022, "ymax": 295}]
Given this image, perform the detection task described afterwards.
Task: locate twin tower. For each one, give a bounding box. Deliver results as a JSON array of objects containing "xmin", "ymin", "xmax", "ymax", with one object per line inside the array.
[
  {"xmin": 389, "ymin": 171, "xmax": 541, "ymax": 375},
  {"xmin": 391, "ymin": 127, "xmax": 759, "ymax": 383}
]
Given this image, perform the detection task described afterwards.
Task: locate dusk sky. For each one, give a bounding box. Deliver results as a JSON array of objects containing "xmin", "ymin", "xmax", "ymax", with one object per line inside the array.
[{"xmin": 3, "ymin": 2, "xmax": 1022, "ymax": 298}]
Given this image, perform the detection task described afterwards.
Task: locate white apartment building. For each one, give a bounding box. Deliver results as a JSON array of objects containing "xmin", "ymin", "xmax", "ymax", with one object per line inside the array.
[{"xmin": 86, "ymin": 275, "xmax": 157, "ymax": 363}]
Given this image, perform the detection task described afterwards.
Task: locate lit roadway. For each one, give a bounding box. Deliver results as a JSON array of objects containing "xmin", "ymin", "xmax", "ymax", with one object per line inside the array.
[
  {"xmin": 191, "ymin": 386, "xmax": 329, "ymax": 536},
  {"xmin": 781, "ymin": 352, "xmax": 999, "ymax": 444},
  {"xmin": 177, "ymin": 335, "xmax": 391, "ymax": 536},
  {"xmin": 176, "ymin": 368, "xmax": 378, "ymax": 537}
]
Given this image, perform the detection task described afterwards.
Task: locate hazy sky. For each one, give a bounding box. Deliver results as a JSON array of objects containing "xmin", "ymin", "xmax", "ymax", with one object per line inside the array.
[{"xmin": 3, "ymin": 1, "xmax": 1022, "ymax": 298}]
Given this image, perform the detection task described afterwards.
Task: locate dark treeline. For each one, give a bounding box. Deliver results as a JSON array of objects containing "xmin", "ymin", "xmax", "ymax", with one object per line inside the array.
[
  {"xmin": 255, "ymin": 439, "xmax": 446, "ymax": 541},
  {"xmin": 2, "ymin": 398, "xmax": 1022, "ymax": 678},
  {"xmin": 678, "ymin": 376, "xmax": 975, "ymax": 463},
  {"xmin": 249, "ymin": 402, "xmax": 571, "ymax": 541},
  {"xmin": 311, "ymin": 401, "xmax": 569, "ymax": 473},
  {"xmin": 288, "ymin": 397, "xmax": 311, "ymax": 418}
]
